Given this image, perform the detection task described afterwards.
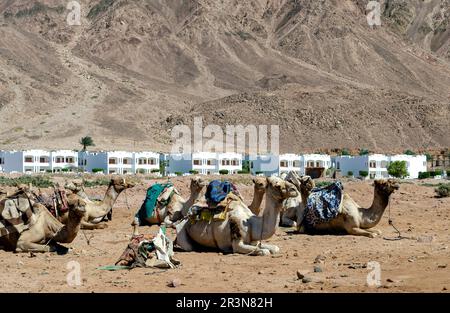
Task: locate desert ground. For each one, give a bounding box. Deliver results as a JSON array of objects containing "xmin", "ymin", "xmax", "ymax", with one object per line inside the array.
[{"xmin": 0, "ymin": 175, "xmax": 449, "ymax": 293}]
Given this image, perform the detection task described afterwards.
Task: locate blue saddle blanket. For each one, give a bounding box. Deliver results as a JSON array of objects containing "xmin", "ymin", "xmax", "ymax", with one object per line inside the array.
[
  {"xmin": 205, "ymin": 180, "xmax": 237, "ymax": 206},
  {"xmin": 304, "ymin": 181, "xmax": 344, "ymax": 230}
]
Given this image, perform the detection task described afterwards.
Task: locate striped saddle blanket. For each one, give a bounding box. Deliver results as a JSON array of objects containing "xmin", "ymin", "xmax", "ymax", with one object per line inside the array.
[
  {"xmin": 0, "ymin": 193, "xmax": 36, "ymax": 237},
  {"xmin": 303, "ymin": 181, "xmax": 344, "ymax": 231}
]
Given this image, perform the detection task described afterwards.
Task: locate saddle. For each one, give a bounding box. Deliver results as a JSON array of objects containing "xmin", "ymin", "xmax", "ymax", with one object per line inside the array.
[
  {"xmin": 135, "ymin": 183, "xmax": 177, "ymax": 225},
  {"xmin": 33, "ymin": 188, "xmax": 69, "ymax": 218},
  {"xmin": 301, "ymin": 181, "xmax": 344, "ymax": 231},
  {"xmin": 188, "ymin": 192, "xmax": 241, "ymax": 223}
]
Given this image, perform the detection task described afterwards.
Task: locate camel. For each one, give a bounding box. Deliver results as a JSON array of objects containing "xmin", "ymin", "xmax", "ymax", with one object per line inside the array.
[
  {"xmin": 60, "ymin": 177, "xmax": 135, "ymax": 229},
  {"xmin": 135, "ymin": 176, "xmax": 207, "ymax": 228},
  {"xmin": 296, "ymin": 179, "xmax": 399, "ymax": 238},
  {"xmin": 280, "ymin": 174, "xmax": 315, "ymax": 227},
  {"xmin": 175, "ymin": 176, "xmax": 298, "ymax": 256},
  {"xmin": 247, "ymin": 177, "xmax": 267, "ymax": 215},
  {"xmin": 0, "ymin": 193, "xmax": 86, "ymax": 253}
]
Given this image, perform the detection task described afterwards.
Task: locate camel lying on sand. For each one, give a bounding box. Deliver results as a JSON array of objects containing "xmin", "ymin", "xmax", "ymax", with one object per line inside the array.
[
  {"xmin": 134, "ymin": 176, "xmax": 207, "ymax": 228},
  {"xmin": 61, "ymin": 177, "xmax": 135, "ymax": 229},
  {"xmin": 175, "ymin": 176, "xmax": 298, "ymax": 255},
  {"xmin": 289, "ymin": 176, "xmax": 399, "ymax": 237},
  {"xmin": 0, "ymin": 193, "xmax": 86, "ymax": 253}
]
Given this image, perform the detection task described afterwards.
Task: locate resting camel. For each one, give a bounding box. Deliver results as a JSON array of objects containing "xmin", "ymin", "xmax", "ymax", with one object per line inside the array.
[
  {"xmin": 296, "ymin": 179, "xmax": 400, "ymax": 238},
  {"xmin": 134, "ymin": 176, "xmax": 207, "ymax": 228},
  {"xmin": 0, "ymin": 193, "xmax": 86, "ymax": 253},
  {"xmin": 175, "ymin": 176, "xmax": 298, "ymax": 256},
  {"xmin": 280, "ymin": 174, "xmax": 315, "ymax": 227},
  {"xmin": 247, "ymin": 177, "xmax": 267, "ymax": 215},
  {"xmin": 60, "ymin": 177, "xmax": 135, "ymax": 229}
]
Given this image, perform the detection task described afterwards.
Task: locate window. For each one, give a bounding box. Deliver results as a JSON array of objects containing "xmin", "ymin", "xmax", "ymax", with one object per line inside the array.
[
  {"xmin": 40, "ymin": 157, "xmax": 48, "ymax": 163},
  {"xmin": 370, "ymin": 173, "xmax": 375, "ymax": 179},
  {"xmin": 109, "ymin": 169, "xmax": 116, "ymax": 174},
  {"xmin": 123, "ymin": 158, "xmax": 131, "ymax": 165},
  {"xmin": 0, "ymin": 157, "xmax": 4, "ymax": 164},
  {"xmin": 293, "ymin": 161, "xmax": 300, "ymax": 167},
  {"xmin": 207, "ymin": 159, "xmax": 215, "ymax": 166},
  {"xmin": 193, "ymin": 159, "xmax": 201, "ymax": 165},
  {"xmin": 380, "ymin": 161, "xmax": 388, "ymax": 168},
  {"xmin": 109, "ymin": 158, "xmax": 116, "ymax": 165},
  {"xmin": 149, "ymin": 158, "xmax": 156, "ymax": 165},
  {"xmin": 315, "ymin": 161, "xmax": 320, "ymax": 167},
  {"xmin": 369, "ymin": 161, "xmax": 376, "ymax": 168},
  {"xmin": 232, "ymin": 160, "xmax": 238, "ymax": 166},
  {"xmin": 307, "ymin": 161, "xmax": 314, "ymax": 167},
  {"xmin": 337, "ymin": 162, "xmax": 340, "ymax": 170},
  {"xmin": 25, "ymin": 156, "xmax": 33, "ymax": 163},
  {"xmin": 280, "ymin": 161, "xmax": 288, "ymax": 167},
  {"xmin": 66, "ymin": 157, "xmax": 74, "ymax": 163}
]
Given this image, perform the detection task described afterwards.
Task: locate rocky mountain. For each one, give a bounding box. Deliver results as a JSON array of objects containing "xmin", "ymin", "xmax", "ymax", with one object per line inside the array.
[{"xmin": 0, "ymin": 0, "xmax": 449, "ymax": 153}]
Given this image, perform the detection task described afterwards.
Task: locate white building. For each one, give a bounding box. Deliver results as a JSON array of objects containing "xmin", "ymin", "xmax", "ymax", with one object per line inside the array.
[
  {"xmin": 79, "ymin": 151, "xmax": 160, "ymax": 174},
  {"xmin": 250, "ymin": 153, "xmax": 331, "ymax": 177},
  {"xmin": 166, "ymin": 152, "xmax": 243, "ymax": 175},
  {"xmin": 300, "ymin": 154, "xmax": 332, "ymax": 178},
  {"xmin": 333, "ymin": 154, "xmax": 427, "ymax": 179},
  {"xmin": 0, "ymin": 150, "xmax": 78, "ymax": 173}
]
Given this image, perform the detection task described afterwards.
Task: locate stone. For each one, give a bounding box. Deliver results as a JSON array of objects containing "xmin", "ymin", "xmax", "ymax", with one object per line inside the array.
[
  {"xmin": 314, "ymin": 266, "xmax": 323, "ymax": 273},
  {"xmin": 296, "ymin": 270, "xmax": 309, "ymax": 280},
  {"xmin": 167, "ymin": 278, "xmax": 181, "ymax": 288},
  {"xmin": 314, "ymin": 255, "xmax": 326, "ymax": 264},
  {"xmin": 302, "ymin": 276, "xmax": 313, "ymax": 283},
  {"xmin": 417, "ymin": 235, "xmax": 435, "ymax": 243}
]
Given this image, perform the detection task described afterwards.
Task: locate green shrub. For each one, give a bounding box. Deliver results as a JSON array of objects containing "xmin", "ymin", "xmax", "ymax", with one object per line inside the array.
[
  {"xmin": 137, "ymin": 169, "xmax": 146, "ymax": 174},
  {"xmin": 404, "ymin": 149, "xmax": 416, "ymax": 156},
  {"xmin": 315, "ymin": 181, "xmax": 332, "ymax": 188},
  {"xmin": 359, "ymin": 149, "xmax": 369, "ymax": 156},
  {"xmin": 359, "ymin": 170, "xmax": 369, "ymax": 178},
  {"xmin": 435, "ymin": 184, "xmax": 450, "ymax": 198},
  {"xmin": 418, "ymin": 172, "xmax": 431, "ymax": 179},
  {"xmin": 0, "ymin": 176, "xmax": 54, "ymax": 188},
  {"xmin": 219, "ymin": 170, "xmax": 229, "ymax": 175},
  {"xmin": 189, "ymin": 170, "xmax": 199, "ymax": 174},
  {"xmin": 92, "ymin": 168, "xmax": 104, "ymax": 173},
  {"xmin": 61, "ymin": 168, "xmax": 69, "ymax": 172},
  {"xmin": 447, "ymin": 170, "xmax": 450, "ymax": 177},
  {"xmin": 341, "ymin": 149, "xmax": 350, "ymax": 156},
  {"xmin": 175, "ymin": 172, "xmax": 182, "ymax": 176},
  {"xmin": 46, "ymin": 170, "xmax": 53, "ymax": 173},
  {"xmin": 429, "ymin": 171, "xmax": 436, "ymax": 177},
  {"xmin": 255, "ymin": 171, "xmax": 263, "ymax": 175},
  {"xmin": 347, "ymin": 171, "xmax": 353, "ymax": 177},
  {"xmin": 237, "ymin": 170, "xmax": 249, "ymax": 174},
  {"xmin": 84, "ymin": 178, "xmax": 110, "ymax": 187},
  {"xmin": 388, "ymin": 161, "xmax": 409, "ymax": 178},
  {"xmin": 87, "ymin": 0, "xmax": 115, "ymax": 19},
  {"xmin": 151, "ymin": 169, "xmax": 160, "ymax": 173},
  {"xmin": 434, "ymin": 169, "xmax": 443, "ymax": 176}
]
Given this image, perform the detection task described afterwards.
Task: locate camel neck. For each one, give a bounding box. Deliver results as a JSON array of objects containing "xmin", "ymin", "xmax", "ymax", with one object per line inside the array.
[
  {"xmin": 185, "ymin": 188, "xmax": 202, "ymax": 208},
  {"xmin": 102, "ymin": 184, "xmax": 120, "ymax": 209},
  {"xmin": 55, "ymin": 211, "xmax": 83, "ymax": 243},
  {"xmin": 248, "ymin": 188, "xmax": 265, "ymax": 215},
  {"xmin": 254, "ymin": 191, "xmax": 282, "ymax": 240},
  {"xmin": 360, "ymin": 188, "xmax": 390, "ymax": 229}
]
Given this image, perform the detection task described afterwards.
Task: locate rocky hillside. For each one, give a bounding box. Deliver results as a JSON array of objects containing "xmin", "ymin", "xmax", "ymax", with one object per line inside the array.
[{"xmin": 0, "ymin": 0, "xmax": 449, "ymax": 153}]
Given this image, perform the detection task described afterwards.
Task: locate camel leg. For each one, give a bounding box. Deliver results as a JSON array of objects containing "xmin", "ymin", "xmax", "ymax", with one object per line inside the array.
[
  {"xmin": 346, "ymin": 227, "xmax": 377, "ymax": 238},
  {"xmin": 231, "ymin": 239, "xmax": 270, "ymax": 256},
  {"xmin": 366, "ymin": 228, "xmax": 382, "ymax": 236},
  {"xmin": 258, "ymin": 243, "xmax": 280, "ymax": 254},
  {"xmin": 81, "ymin": 221, "xmax": 108, "ymax": 230},
  {"xmin": 281, "ymin": 216, "xmax": 296, "ymax": 227},
  {"xmin": 174, "ymin": 220, "xmax": 195, "ymax": 252},
  {"xmin": 15, "ymin": 241, "xmax": 53, "ymax": 253}
]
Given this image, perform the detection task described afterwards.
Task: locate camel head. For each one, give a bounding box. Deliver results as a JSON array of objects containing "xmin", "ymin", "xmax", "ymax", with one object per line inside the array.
[
  {"xmin": 299, "ymin": 175, "xmax": 315, "ymax": 193},
  {"xmin": 64, "ymin": 180, "xmax": 84, "ymax": 193},
  {"xmin": 267, "ymin": 176, "xmax": 298, "ymax": 202},
  {"xmin": 373, "ymin": 179, "xmax": 400, "ymax": 196},
  {"xmin": 110, "ymin": 176, "xmax": 136, "ymax": 192},
  {"xmin": 252, "ymin": 176, "xmax": 268, "ymax": 192},
  {"xmin": 66, "ymin": 194, "xmax": 87, "ymax": 218},
  {"xmin": 190, "ymin": 176, "xmax": 208, "ymax": 192}
]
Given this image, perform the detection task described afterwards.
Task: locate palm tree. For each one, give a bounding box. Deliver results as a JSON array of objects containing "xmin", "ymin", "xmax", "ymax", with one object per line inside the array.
[{"xmin": 80, "ymin": 136, "xmax": 95, "ymax": 151}]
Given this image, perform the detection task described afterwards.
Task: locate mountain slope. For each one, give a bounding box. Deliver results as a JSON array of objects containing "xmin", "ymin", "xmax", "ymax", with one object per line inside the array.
[{"xmin": 0, "ymin": 0, "xmax": 449, "ymax": 153}]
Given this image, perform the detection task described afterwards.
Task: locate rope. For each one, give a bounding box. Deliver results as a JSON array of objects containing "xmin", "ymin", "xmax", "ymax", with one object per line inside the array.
[{"xmin": 383, "ymin": 198, "xmax": 414, "ymax": 241}]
